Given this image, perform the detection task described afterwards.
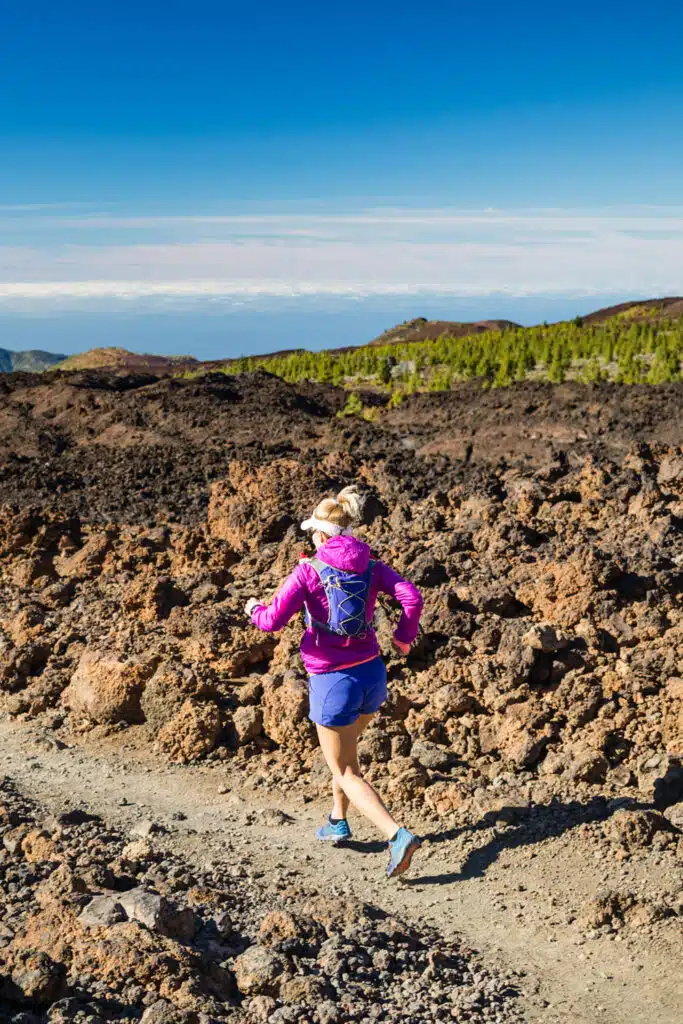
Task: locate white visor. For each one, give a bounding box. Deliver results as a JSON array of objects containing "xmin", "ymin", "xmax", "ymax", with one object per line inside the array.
[{"xmin": 300, "ymin": 516, "xmax": 352, "ymax": 537}]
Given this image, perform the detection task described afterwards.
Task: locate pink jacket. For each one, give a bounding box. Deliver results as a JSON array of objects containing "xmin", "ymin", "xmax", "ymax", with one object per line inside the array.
[{"xmin": 250, "ymin": 535, "xmax": 424, "ymax": 675}]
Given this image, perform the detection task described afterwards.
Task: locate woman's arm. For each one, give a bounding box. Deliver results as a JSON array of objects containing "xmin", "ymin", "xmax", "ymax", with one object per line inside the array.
[
  {"xmin": 248, "ymin": 564, "xmax": 309, "ymax": 632},
  {"xmin": 375, "ymin": 562, "xmax": 424, "ymax": 646}
]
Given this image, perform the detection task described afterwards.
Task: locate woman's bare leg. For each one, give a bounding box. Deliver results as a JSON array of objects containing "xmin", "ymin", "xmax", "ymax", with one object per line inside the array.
[
  {"xmin": 331, "ymin": 776, "xmax": 349, "ymax": 821},
  {"xmin": 329, "ymin": 713, "xmax": 373, "ymax": 820},
  {"xmin": 317, "ymin": 714, "xmax": 398, "ymax": 840}
]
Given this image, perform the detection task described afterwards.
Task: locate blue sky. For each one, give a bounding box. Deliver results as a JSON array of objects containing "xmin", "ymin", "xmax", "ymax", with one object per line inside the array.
[{"xmin": 1, "ymin": 1, "xmax": 683, "ymax": 357}]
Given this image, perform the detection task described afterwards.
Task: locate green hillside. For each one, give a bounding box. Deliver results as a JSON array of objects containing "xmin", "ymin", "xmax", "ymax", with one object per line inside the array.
[
  {"xmin": 190, "ymin": 305, "xmax": 683, "ymax": 405},
  {"xmin": 0, "ymin": 348, "xmax": 66, "ymax": 373}
]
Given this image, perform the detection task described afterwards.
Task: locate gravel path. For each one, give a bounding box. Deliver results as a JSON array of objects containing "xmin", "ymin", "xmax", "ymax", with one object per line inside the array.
[{"xmin": 2, "ymin": 717, "xmax": 681, "ymax": 1024}]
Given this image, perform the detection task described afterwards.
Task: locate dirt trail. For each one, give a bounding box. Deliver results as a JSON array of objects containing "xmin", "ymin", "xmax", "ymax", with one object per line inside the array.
[{"xmin": 2, "ymin": 717, "xmax": 680, "ymax": 1024}]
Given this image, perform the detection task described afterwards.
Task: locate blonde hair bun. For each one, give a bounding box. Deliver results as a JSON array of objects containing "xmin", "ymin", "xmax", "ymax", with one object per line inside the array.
[
  {"xmin": 311, "ymin": 485, "xmax": 363, "ymax": 531},
  {"xmin": 336, "ymin": 485, "xmax": 363, "ymax": 523}
]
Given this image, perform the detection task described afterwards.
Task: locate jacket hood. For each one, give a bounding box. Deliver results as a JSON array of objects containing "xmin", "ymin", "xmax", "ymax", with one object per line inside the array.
[{"xmin": 317, "ymin": 535, "xmax": 371, "ymax": 573}]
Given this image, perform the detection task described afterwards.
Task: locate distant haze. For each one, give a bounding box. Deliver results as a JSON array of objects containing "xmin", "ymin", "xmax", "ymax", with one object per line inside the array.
[{"xmin": 0, "ymin": 293, "xmax": 645, "ymax": 361}]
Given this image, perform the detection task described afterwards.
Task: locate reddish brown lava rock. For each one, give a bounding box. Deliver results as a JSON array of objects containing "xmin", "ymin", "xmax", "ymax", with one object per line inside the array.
[
  {"xmin": 604, "ymin": 809, "xmax": 675, "ymax": 853},
  {"xmin": 62, "ymin": 649, "xmax": 155, "ymax": 725},
  {"xmin": 262, "ymin": 675, "xmax": 316, "ymax": 756},
  {"xmin": 207, "ymin": 459, "xmax": 333, "ymax": 553},
  {"xmin": 156, "ymin": 699, "xmax": 223, "ymax": 763},
  {"xmin": 1, "ymin": 373, "xmax": 683, "ymax": 819}
]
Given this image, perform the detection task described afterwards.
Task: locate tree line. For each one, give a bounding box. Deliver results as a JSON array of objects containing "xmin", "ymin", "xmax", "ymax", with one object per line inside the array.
[{"xmin": 180, "ymin": 311, "xmax": 683, "ymax": 401}]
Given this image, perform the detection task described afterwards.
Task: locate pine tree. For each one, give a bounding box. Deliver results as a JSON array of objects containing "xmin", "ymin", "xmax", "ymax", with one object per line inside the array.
[
  {"xmin": 378, "ymin": 357, "xmax": 393, "ymax": 386},
  {"xmin": 338, "ymin": 392, "xmax": 363, "ymax": 417},
  {"xmin": 581, "ymin": 357, "xmax": 606, "ymax": 384}
]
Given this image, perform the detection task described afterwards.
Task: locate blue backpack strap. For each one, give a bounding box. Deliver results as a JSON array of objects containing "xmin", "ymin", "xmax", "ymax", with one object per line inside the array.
[
  {"xmin": 302, "ymin": 556, "xmax": 330, "ymax": 631},
  {"xmin": 310, "ymin": 557, "xmax": 375, "ymax": 577},
  {"xmin": 308, "ymin": 556, "xmax": 329, "ymax": 576}
]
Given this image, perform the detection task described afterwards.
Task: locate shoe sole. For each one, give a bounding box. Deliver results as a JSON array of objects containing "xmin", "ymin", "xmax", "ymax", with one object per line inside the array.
[
  {"xmin": 387, "ymin": 837, "xmax": 421, "ymax": 878},
  {"xmin": 316, "ymin": 833, "xmax": 352, "ymax": 842}
]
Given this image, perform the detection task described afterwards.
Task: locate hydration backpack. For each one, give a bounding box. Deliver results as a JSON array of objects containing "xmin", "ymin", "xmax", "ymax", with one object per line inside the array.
[{"xmin": 304, "ymin": 556, "xmax": 375, "ymax": 639}]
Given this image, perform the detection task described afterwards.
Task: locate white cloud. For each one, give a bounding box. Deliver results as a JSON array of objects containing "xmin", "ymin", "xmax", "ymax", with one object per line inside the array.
[
  {"xmin": 0, "ymin": 205, "xmax": 681, "ymax": 311},
  {"xmin": 7, "ymin": 205, "xmax": 683, "ymax": 231},
  {"xmin": 0, "ymin": 202, "xmax": 103, "ymax": 213}
]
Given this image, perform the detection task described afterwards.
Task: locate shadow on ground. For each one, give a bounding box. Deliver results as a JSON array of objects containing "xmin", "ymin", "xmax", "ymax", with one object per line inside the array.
[
  {"xmin": 332, "ymin": 759, "xmax": 683, "ymax": 883},
  {"xmin": 399, "ymin": 795, "xmax": 652, "ymax": 886},
  {"xmin": 338, "ymin": 838, "xmax": 387, "ymax": 854}
]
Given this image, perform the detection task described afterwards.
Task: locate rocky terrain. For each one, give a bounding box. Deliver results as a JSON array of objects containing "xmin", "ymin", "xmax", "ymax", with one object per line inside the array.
[
  {"xmin": 55, "ymin": 350, "xmax": 200, "ymax": 376},
  {"xmin": 366, "ymin": 318, "xmax": 520, "ymax": 347},
  {"xmin": 582, "ymin": 296, "xmax": 683, "ymax": 324},
  {"xmin": 1, "ymin": 367, "xmax": 682, "ymax": 1022},
  {"xmin": 1, "ymin": 773, "xmax": 525, "ymax": 1024}
]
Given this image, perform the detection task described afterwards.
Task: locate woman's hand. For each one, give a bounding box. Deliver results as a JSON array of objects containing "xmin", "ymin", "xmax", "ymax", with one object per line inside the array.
[
  {"xmin": 244, "ymin": 598, "xmax": 260, "ymax": 617},
  {"xmin": 392, "ymin": 638, "xmax": 411, "ymax": 657}
]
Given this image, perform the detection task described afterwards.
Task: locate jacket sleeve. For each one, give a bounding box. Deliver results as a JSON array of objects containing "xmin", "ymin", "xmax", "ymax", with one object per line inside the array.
[
  {"xmin": 375, "ymin": 562, "xmax": 424, "ymax": 645},
  {"xmin": 250, "ymin": 564, "xmax": 309, "ymax": 633}
]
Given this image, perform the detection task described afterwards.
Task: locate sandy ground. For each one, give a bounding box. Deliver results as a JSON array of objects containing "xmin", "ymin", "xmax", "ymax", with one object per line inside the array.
[{"xmin": 2, "ymin": 716, "xmax": 681, "ymax": 1024}]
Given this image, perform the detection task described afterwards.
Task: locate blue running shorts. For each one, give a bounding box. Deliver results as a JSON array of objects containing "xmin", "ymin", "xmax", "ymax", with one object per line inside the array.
[{"xmin": 308, "ymin": 657, "xmax": 388, "ymax": 728}]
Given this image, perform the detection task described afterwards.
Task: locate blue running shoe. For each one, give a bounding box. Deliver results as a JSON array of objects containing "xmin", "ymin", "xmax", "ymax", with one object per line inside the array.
[
  {"xmin": 386, "ymin": 827, "xmax": 421, "ymax": 878},
  {"xmin": 316, "ymin": 816, "xmax": 352, "ymax": 842}
]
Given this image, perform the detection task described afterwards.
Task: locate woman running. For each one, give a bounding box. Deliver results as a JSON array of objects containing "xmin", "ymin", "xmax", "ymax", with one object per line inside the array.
[{"xmin": 244, "ymin": 486, "xmax": 424, "ymax": 878}]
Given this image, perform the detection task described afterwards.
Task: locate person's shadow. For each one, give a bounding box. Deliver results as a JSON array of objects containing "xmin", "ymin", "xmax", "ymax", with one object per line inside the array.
[
  {"xmin": 402, "ymin": 794, "xmax": 653, "ymax": 886},
  {"xmin": 341, "ymin": 793, "xmax": 661, "ymax": 884},
  {"xmin": 341, "ymin": 838, "xmax": 387, "ymax": 853},
  {"xmin": 341, "ymin": 759, "xmax": 683, "ymax": 884}
]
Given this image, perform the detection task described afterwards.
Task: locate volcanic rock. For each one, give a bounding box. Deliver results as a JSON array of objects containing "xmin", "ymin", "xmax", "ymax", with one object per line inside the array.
[
  {"xmin": 156, "ymin": 700, "xmax": 223, "ymax": 763},
  {"xmin": 233, "ymin": 944, "xmax": 288, "ymax": 996},
  {"xmin": 1, "ymin": 950, "xmax": 67, "ymax": 1005},
  {"xmin": 62, "ymin": 649, "xmax": 154, "ymax": 725},
  {"xmin": 117, "ymin": 889, "xmax": 197, "ymax": 942},
  {"xmin": 232, "ymin": 705, "xmax": 264, "ymax": 745},
  {"xmin": 78, "ymin": 895, "xmax": 127, "ymax": 928}
]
